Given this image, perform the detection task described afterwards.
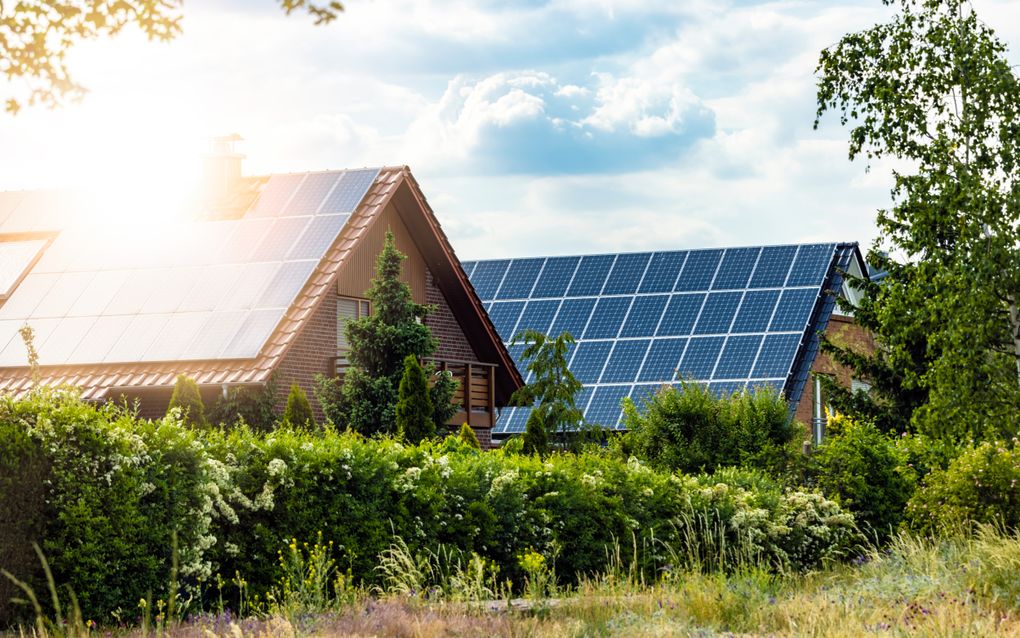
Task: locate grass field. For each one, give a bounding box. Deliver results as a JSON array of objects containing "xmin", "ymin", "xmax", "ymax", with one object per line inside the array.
[{"xmin": 10, "ymin": 527, "xmax": 1019, "ymax": 638}]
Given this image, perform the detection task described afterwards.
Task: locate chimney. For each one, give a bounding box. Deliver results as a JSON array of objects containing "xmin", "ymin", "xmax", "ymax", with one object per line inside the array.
[{"xmin": 202, "ymin": 133, "xmax": 245, "ymax": 204}]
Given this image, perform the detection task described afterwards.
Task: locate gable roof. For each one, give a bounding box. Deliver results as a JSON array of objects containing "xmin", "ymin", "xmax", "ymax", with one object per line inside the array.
[
  {"xmin": 0, "ymin": 167, "xmax": 522, "ymax": 400},
  {"xmin": 464, "ymin": 242, "xmax": 865, "ymax": 435}
]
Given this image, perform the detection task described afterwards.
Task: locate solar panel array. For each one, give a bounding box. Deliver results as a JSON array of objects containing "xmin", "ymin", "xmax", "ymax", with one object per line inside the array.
[
  {"xmin": 0, "ymin": 168, "xmax": 379, "ymax": 367},
  {"xmin": 464, "ymin": 243, "xmax": 855, "ymax": 434}
]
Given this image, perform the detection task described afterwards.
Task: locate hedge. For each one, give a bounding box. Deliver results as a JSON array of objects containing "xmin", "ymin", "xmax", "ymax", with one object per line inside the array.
[{"xmin": 0, "ymin": 390, "xmax": 859, "ymax": 623}]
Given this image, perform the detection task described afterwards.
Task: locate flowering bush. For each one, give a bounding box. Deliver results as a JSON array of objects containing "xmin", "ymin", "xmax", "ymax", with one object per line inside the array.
[
  {"xmin": 0, "ymin": 392, "xmax": 860, "ymax": 623},
  {"xmin": 905, "ymin": 440, "xmax": 1020, "ymax": 534}
]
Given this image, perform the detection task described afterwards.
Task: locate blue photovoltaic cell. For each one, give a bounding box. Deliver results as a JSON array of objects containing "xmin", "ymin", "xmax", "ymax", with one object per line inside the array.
[
  {"xmin": 749, "ymin": 379, "xmax": 785, "ymax": 395},
  {"xmin": 675, "ymin": 250, "xmax": 722, "ymax": 291},
  {"xmin": 731, "ymin": 289, "xmax": 780, "ymax": 333},
  {"xmin": 468, "ymin": 242, "xmax": 857, "ymax": 436},
  {"xmin": 251, "ymin": 174, "xmax": 304, "ymax": 217},
  {"xmin": 620, "ymin": 294, "xmax": 668, "ymax": 338},
  {"xmin": 571, "ymin": 341, "xmax": 614, "ymax": 384},
  {"xmin": 252, "ymin": 216, "xmax": 310, "ymax": 262},
  {"xmin": 515, "ymin": 299, "xmax": 560, "ymax": 336},
  {"xmin": 532, "ymin": 256, "xmax": 578, "ymax": 298},
  {"xmin": 601, "ymin": 339, "xmax": 650, "ymax": 383},
  {"xmin": 638, "ymin": 338, "xmax": 687, "ymax": 382},
  {"xmin": 693, "ymin": 292, "xmax": 742, "ymax": 335},
  {"xmin": 282, "ymin": 172, "xmax": 341, "ymax": 216},
  {"xmin": 496, "ymin": 259, "xmax": 544, "ymax": 299},
  {"xmin": 769, "ymin": 288, "xmax": 818, "ymax": 331},
  {"xmin": 710, "ymin": 381, "xmax": 746, "ymax": 397},
  {"xmin": 603, "ymin": 253, "xmax": 651, "ymax": 295},
  {"xmin": 752, "ymin": 333, "xmax": 801, "ymax": 378},
  {"xmin": 587, "ymin": 386, "xmax": 631, "ymax": 428},
  {"xmin": 550, "ymin": 297, "xmax": 596, "ymax": 339},
  {"xmin": 786, "ymin": 244, "xmax": 834, "ymax": 286},
  {"xmin": 488, "ymin": 301, "xmax": 525, "ymax": 338},
  {"xmin": 714, "ymin": 334, "xmax": 763, "ymax": 379},
  {"xmin": 657, "ymin": 294, "xmax": 705, "ymax": 336},
  {"xmin": 713, "ymin": 247, "xmax": 759, "ymax": 290},
  {"xmin": 750, "ymin": 245, "xmax": 797, "ymax": 288},
  {"xmin": 567, "ymin": 254, "xmax": 615, "ymax": 296},
  {"xmin": 574, "ymin": 385, "xmax": 595, "ymax": 413},
  {"xmin": 320, "ymin": 169, "xmax": 379, "ymax": 213},
  {"xmin": 471, "ymin": 261, "xmax": 509, "ymax": 299},
  {"xmin": 507, "ymin": 342, "xmax": 526, "ymax": 367},
  {"xmin": 287, "ymin": 214, "xmax": 349, "ymax": 260},
  {"xmin": 583, "ymin": 296, "xmax": 632, "ymax": 339},
  {"xmin": 631, "ymin": 384, "xmax": 662, "ymax": 405},
  {"xmin": 677, "ymin": 336, "xmax": 725, "ymax": 379},
  {"xmin": 639, "ymin": 252, "xmax": 686, "ymax": 293}
]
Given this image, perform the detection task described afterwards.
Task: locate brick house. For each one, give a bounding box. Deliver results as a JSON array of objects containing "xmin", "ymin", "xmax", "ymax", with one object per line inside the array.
[{"xmin": 0, "ymin": 159, "xmax": 522, "ymax": 445}]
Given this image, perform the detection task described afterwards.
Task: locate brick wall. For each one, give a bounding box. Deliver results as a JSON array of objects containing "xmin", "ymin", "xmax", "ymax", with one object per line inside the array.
[
  {"xmin": 424, "ymin": 269, "xmax": 479, "ymax": 362},
  {"xmin": 274, "ymin": 293, "xmax": 338, "ymax": 422},
  {"xmin": 793, "ymin": 313, "xmax": 877, "ymax": 426}
]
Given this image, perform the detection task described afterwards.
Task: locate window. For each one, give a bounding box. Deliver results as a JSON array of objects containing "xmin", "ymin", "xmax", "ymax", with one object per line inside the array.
[{"xmin": 336, "ymin": 297, "xmax": 370, "ymax": 371}]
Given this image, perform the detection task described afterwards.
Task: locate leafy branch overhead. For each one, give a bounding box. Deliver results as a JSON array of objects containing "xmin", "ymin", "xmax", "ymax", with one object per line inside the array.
[{"xmin": 0, "ymin": 0, "xmax": 345, "ymax": 114}]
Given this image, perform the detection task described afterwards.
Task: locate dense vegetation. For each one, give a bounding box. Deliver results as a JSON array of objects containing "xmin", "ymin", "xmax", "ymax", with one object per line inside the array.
[{"xmin": 0, "ymin": 389, "xmax": 859, "ymax": 625}]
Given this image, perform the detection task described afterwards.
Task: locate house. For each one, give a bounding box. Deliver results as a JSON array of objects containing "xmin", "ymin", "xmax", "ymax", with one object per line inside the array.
[
  {"xmin": 0, "ymin": 151, "xmax": 522, "ymax": 446},
  {"xmin": 464, "ymin": 243, "xmax": 870, "ymax": 444}
]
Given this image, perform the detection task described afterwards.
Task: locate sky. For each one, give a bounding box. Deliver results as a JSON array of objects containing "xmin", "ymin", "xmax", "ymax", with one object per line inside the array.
[{"xmin": 1, "ymin": 0, "xmax": 1019, "ymax": 260}]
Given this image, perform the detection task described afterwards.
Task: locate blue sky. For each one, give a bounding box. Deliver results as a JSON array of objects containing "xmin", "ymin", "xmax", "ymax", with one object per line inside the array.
[{"xmin": 1, "ymin": 0, "xmax": 1018, "ymax": 260}]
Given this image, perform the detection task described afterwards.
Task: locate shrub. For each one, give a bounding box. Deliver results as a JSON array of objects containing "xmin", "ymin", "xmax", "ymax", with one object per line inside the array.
[
  {"xmin": 209, "ymin": 375, "xmax": 279, "ymax": 431},
  {"xmin": 395, "ymin": 355, "xmax": 434, "ymax": 444},
  {"xmin": 522, "ymin": 410, "xmax": 549, "ymax": 456},
  {"xmin": 906, "ymin": 440, "xmax": 1020, "ymax": 534},
  {"xmin": 168, "ymin": 374, "xmax": 207, "ymax": 428},
  {"xmin": 282, "ymin": 383, "xmax": 314, "ymax": 428},
  {"xmin": 812, "ymin": 414, "xmax": 914, "ymax": 542},
  {"xmin": 457, "ymin": 422, "xmax": 481, "ymax": 449},
  {"xmin": 621, "ymin": 382, "xmax": 796, "ymax": 475},
  {"xmin": 0, "ymin": 392, "xmax": 861, "ymax": 624}
]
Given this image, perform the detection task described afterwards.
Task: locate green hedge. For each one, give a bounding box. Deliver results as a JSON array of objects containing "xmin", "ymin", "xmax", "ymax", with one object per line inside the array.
[{"xmin": 0, "ymin": 390, "xmax": 859, "ymax": 623}]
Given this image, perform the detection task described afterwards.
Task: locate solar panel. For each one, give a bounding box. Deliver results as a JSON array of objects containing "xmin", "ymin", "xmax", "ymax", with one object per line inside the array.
[
  {"xmin": 320, "ymin": 169, "xmax": 380, "ymax": 213},
  {"xmin": 468, "ymin": 242, "xmax": 854, "ymax": 435},
  {"xmin": 282, "ymin": 172, "xmax": 342, "ymax": 216},
  {"xmin": 250, "ymin": 174, "xmax": 305, "ymax": 217},
  {"xmin": 0, "ymin": 239, "xmax": 48, "ymax": 298}
]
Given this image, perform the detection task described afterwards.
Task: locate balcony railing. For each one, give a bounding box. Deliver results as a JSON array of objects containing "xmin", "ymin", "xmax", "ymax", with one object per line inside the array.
[{"xmin": 330, "ymin": 356, "xmax": 498, "ymax": 428}]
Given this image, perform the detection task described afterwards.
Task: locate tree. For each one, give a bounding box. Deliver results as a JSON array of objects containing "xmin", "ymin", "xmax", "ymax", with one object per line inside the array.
[
  {"xmin": 815, "ymin": 0, "xmax": 1020, "ymax": 439},
  {"xmin": 509, "ymin": 329, "xmax": 584, "ymax": 452},
  {"xmin": 1, "ymin": 1, "xmax": 345, "ymax": 114},
  {"xmin": 167, "ymin": 374, "xmax": 206, "ymax": 428},
  {"xmin": 282, "ymin": 383, "xmax": 314, "ymax": 428},
  {"xmin": 457, "ymin": 422, "xmax": 481, "ymax": 449},
  {"xmin": 314, "ymin": 230, "xmax": 458, "ymax": 435},
  {"xmin": 395, "ymin": 354, "xmax": 435, "ymax": 444},
  {"xmin": 208, "ymin": 373, "xmax": 279, "ymax": 431}
]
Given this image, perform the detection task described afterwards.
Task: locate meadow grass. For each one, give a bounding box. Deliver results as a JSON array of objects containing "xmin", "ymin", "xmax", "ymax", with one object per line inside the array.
[{"xmin": 5, "ymin": 526, "xmax": 1020, "ymax": 637}]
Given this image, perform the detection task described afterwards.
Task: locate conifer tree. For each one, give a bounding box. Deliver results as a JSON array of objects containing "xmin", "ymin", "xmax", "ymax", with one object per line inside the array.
[
  {"xmin": 282, "ymin": 383, "xmax": 315, "ymax": 427},
  {"xmin": 315, "ymin": 230, "xmax": 459, "ymax": 434},
  {"xmin": 522, "ymin": 410, "xmax": 549, "ymax": 456},
  {"xmin": 458, "ymin": 422, "xmax": 481, "ymax": 449},
  {"xmin": 167, "ymin": 374, "xmax": 207, "ymax": 428},
  {"xmin": 396, "ymin": 355, "xmax": 435, "ymax": 443}
]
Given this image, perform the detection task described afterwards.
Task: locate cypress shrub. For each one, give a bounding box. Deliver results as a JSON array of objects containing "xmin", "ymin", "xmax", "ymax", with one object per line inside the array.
[
  {"xmin": 522, "ymin": 410, "xmax": 549, "ymax": 456},
  {"xmin": 458, "ymin": 422, "xmax": 481, "ymax": 449},
  {"xmin": 395, "ymin": 354, "xmax": 434, "ymax": 444},
  {"xmin": 282, "ymin": 383, "xmax": 314, "ymax": 427},
  {"xmin": 167, "ymin": 374, "xmax": 207, "ymax": 428}
]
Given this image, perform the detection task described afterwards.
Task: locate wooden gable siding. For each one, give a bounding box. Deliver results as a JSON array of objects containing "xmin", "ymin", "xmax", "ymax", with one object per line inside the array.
[{"xmin": 336, "ymin": 202, "xmax": 427, "ymax": 304}]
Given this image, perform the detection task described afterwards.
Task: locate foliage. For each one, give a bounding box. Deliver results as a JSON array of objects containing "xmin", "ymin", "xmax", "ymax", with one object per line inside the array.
[
  {"xmin": 0, "ymin": 1, "xmax": 345, "ymax": 115},
  {"xmin": 208, "ymin": 375, "xmax": 279, "ymax": 432},
  {"xmin": 282, "ymin": 383, "xmax": 314, "ymax": 428},
  {"xmin": 0, "ymin": 389, "xmax": 222, "ymax": 622},
  {"xmin": 319, "ymin": 231, "xmax": 457, "ymax": 435},
  {"xmin": 510, "ymin": 330, "xmax": 584, "ymax": 450},
  {"xmin": 167, "ymin": 374, "xmax": 207, "ymax": 428},
  {"xmin": 457, "ymin": 422, "xmax": 481, "ymax": 449},
  {"xmin": 395, "ymin": 355, "xmax": 435, "ymax": 444},
  {"xmin": 906, "ymin": 440, "xmax": 1020, "ymax": 534},
  {"xmin": 17, "ymin": 324, "xmax": 40, "ymax": 384},
  {"xmin": 0, "ymin": 392, "xmax": 860, "ymax": 623},
  {"xmin": 522, "ymin": 409, "xmax": 549, "ymax": 456},
  {"xmin": 811, "ymin": 414, "xmax": 915, "ymax": 542},
  {"xmin": 818, "ymin": 257, "xmax": 933, "ymax": 436},
  {"xmin": 621, "ymin": 382, "xmax": 797, "ymax": 476},
  {"xmin": 816, "ymin": 0, "xmax": 1020, "ymax": 441}
]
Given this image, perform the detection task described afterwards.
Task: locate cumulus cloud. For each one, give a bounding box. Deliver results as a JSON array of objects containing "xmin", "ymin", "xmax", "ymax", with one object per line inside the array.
[{"xmin": 404, "ymin": 70, "xmax": 714, "ymax": 175}]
